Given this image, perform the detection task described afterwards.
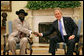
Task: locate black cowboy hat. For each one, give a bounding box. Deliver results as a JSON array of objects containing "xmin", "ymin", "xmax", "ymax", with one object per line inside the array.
[{"xmin": 16, "ymin": 9, "xmax": 28, "ymax": 16}]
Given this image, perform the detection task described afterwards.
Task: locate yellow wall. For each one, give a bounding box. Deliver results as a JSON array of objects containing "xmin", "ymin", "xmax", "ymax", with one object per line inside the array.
[
  {"xmin": 80, "ymin": 1, "xmax": 83, "ymax": 35},
  {"xmin": 1, "ymin": 1, "xmax": 83, "ymax": 34},
  {"xmin": 6, "ymin": 1, "xmax": 28, "ymax": 21},
  {"xmin": 80, "ymin": 1, "xmax": 83, "ymax": 20},
  {"xmin": 1, "ymin": 1, "xmax": 83, "ymax": 22},
  {"xmin": 1, "ymin": 1, "xmax": 28, "ymax": 33}
]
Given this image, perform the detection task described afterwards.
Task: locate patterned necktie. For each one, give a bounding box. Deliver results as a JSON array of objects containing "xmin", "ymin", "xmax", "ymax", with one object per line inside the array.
[{"xmin": 59, "ymin": 20, "xmax": 65, "ymax": 41}]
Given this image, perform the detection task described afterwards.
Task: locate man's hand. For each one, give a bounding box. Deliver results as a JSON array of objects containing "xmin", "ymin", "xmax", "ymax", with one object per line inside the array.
[
  {"xmin": 68, "ymin": 35, "xmax": 75, "ymax": 40},
  {"xmin": 32, "ymin": 32, "xmax": 42, "ymax": 37}
]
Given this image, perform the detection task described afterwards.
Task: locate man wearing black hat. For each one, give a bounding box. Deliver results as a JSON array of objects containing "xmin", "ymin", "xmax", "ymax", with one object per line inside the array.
[{"xmin": 8, "ymin": 9, "xmax": 33, "ymax": 55}]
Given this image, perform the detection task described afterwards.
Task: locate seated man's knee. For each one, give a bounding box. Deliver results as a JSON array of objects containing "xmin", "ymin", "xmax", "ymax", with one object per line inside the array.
[
  {"xmin": 21, "ymin": 37, "xmax": 28, "ymax": 43},
  {"xmin": 50, "ymin": 37, "xmax": 54, "ymax": 41},
  {"xmin": 8, "ymin": 38, "xmax": 15, "ymax": 42},
  {"xmin": 50, "ymin": 36, "xmax": 56, "ymax": 42},
  {"xmin": 8, "ymin": 38, "xmax": 16, "ymax": 45},
  {"xmin": 68, "ymin": 39, "xmax": 75, "ymax": 44}
]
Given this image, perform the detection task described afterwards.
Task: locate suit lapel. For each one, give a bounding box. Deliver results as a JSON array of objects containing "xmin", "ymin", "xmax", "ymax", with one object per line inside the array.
[
  {"xmin": 63, "ymin": 17, "xmax": 67, "ymax": 32},
  {"xmin": 54, "ymin": 20, "xmax": 58, "ymax": 30},
  {"xmin": 63, "ymin": 17, "xmax": 66, "ymax": 26}
]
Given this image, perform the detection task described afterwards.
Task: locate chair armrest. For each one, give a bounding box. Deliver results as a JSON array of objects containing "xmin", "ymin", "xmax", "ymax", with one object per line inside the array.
[
  {"xmin": 3, "ymin": 33, "xmax": 9, "ymax": 55},
  {"xmin": 3, "ymin": 33, "xmax": 9, "ymax": 38},
  {"xmin": 3, "ymin": 33, "xmax": 9, "ymax": 45},
  {"xmin": 79, "ymin": 35, "xmax": 83, "ymax": 38},
  {"xmin": 79, "ymin": 34, "xmax": 83, "ymax": 44},
  {"xmin": 79, "ymin": 34, "xmax": 83, "ymax": 43},
  {"xmin": 28, "ymin": 37, "xmax": 33, "ymax": 45}
]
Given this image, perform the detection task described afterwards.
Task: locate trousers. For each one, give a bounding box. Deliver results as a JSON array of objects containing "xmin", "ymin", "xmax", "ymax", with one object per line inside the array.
[
  {"xmin": 49, "ymin": 35, "xmax": 78, "ymax": 55},
  {"xmin": 8, "ymin": 36, "xmax": 28, "ymax": 55}
]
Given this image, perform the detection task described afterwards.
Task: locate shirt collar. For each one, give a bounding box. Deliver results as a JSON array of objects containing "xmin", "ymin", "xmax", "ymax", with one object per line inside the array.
[
  {"xmin": 58, "ymin": 17, "xmax": 63, "ymax": 21},
  {"xmin": 60, "ymin": 17, "xmax": 63, "ymax": 21}
]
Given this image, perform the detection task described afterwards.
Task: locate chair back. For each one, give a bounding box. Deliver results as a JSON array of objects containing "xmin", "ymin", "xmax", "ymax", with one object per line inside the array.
[
  {"xmin": 73, "ymin": 19, "xmax": 76, "ymax": 23},
  {"xmin": 73, "ymin": 19, "xmax": 82, "ymax": 35},
  {"xmin": 77, "ymin": 19, "xmax": 82, "ymax": 35},
  {"xmin": 8, "ymin": 21, "xmax": 12, "ymax": 34}
]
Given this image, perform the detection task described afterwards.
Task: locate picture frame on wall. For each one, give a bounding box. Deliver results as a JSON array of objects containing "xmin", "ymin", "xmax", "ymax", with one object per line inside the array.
[{"xmin": 1, "ymin": 1, "xmax": 12, "ymax": 12}]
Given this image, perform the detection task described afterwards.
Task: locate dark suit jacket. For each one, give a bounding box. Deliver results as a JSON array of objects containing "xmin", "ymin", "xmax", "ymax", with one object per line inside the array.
[{"xmin": 42, "ymin": 17, "xmax": 78, "ymax": 38}]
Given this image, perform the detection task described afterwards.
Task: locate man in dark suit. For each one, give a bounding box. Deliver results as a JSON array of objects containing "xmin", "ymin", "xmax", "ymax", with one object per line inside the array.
[{"xmin": 33, "ymin": 9, "xmax": 78, "ymax": 55}]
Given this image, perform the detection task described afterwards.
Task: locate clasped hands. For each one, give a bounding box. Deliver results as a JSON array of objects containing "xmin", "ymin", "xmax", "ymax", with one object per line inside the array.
[
  {"xmin": 32, "ymin": 32, "xmax": 42, "ymax": 37},
  {"xmin": 68, "ymin": 35, "xmax": 75, "ymax": 40},
  {"xmin": 31, "ymin": 32, "xmax": 75, "ymax": 40}
]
